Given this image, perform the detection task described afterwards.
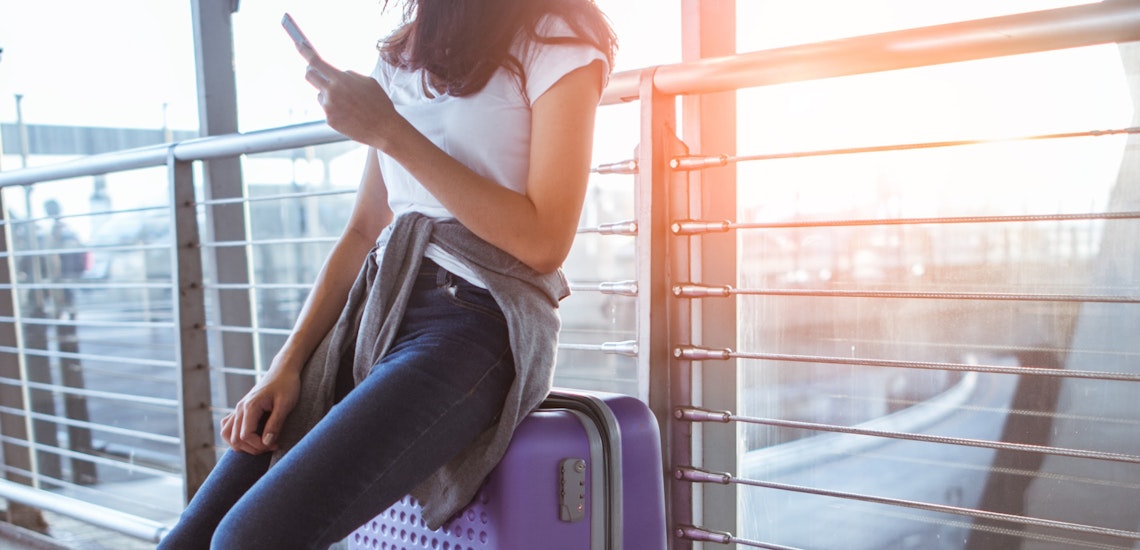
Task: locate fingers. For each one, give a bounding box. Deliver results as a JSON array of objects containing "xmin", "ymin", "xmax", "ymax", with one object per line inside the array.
[
  {"xmin": 220, "ymin": 412, "xmax": 235, "ymax": 443},
  {"xmin": 305, "ymin": 65, "xmax": 331, "ymax": 89},
  {"xmin": 306, "ymin": 52, "xmax": 339, "ymax": 77},
  {"xmin": 239, "ymin": 404, "xmax": 270, "ymax": 452},
  {"xmin": 303, "ymin": 63, "xmax": 333, "ymax": 111},
  {"xmin": 221, "ymin": 402, "xmax": 274, "ymax": 455},
  {"xmin": 302, "ymin": 52, "xmax": 340, "ymax": 91},
  {"xmin": 220, "ymin": 370, "xmax": 300, "ymax": 454},
  {"xmin": 222, "ymin": 411, "xmax": 255, "ymax": 454}
]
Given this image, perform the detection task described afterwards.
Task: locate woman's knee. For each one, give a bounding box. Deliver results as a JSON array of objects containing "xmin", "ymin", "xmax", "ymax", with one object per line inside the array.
[{"xmin": 209, "ymin": 511, "xmax": 256, "ymax": 549}]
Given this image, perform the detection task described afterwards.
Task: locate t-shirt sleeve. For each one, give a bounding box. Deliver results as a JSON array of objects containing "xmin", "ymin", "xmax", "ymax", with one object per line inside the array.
[
  {"xmin": 522, "ymin": 16, "xmax": 611, "ymax": 106},
  {"xmin": 370, "ymin": 55, "xmax": 396, "ymax": 92}
]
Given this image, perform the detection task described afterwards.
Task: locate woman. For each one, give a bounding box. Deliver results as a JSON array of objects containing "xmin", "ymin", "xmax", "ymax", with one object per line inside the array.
[{"xmin": 158, "ymin": 0, "xmax": 616, "ymax": 547}]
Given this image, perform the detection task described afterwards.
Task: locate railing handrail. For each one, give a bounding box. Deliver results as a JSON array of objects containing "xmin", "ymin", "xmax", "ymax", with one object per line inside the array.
[
  {"xmin": 0, "ymin": 122, "xmax": 343, "ymax": 188},
  {"xmin": 2, "ymin": 1, "xmax": 1137, "ymax": 190},
  {"xmin": 604, "ymin": 0, "xmax": 1140, "ymax": 102}
]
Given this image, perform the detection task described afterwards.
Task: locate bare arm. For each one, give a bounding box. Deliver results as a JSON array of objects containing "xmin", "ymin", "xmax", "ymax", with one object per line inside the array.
[
  {"xmin": 268, "ymin": 150, "xmax": 391, "ymax": 375},
  {"xmin": 221, "ymin": 150, "xmax": 392, "ymax": 453},
  {"xmin": 305, "ymin": 48, "xmax": 605, "ymax": 273}
]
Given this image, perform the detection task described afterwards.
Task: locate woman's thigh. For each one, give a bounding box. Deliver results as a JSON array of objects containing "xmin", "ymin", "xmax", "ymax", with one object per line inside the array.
[{"xmin": 212, "ymin": 266, "xmax": 515, "ymax": 549}]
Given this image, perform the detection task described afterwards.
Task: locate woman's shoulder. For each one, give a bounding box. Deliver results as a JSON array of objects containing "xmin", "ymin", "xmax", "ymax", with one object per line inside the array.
[
  {"xmin": 514, "ymin": 12, "xmax": 606, "ymax": 62},
  {"xmin": 370, "ymin": 54, "xmax": 398, "ymax": 84},
  {"xmin": 516, "ymin": 2, "xmax": 615, "ymax": 63}
]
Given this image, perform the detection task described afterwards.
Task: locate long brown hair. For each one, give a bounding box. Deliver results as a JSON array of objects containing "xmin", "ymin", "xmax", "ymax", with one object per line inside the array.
[{"xmin": 378, "ymin": 0, "xmax": 617, "ymax": 98}]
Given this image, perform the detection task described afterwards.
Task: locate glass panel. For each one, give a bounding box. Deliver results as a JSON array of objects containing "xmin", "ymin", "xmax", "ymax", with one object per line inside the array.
[{"xmin": 735, "ymin": 31, "xmax": 1138, "ymax": 550}]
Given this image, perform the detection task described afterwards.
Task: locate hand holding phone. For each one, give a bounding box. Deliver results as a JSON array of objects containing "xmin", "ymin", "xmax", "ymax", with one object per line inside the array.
[{"xmin": 281, "ymin": 12, "xmax": 394, "ymax": 142}]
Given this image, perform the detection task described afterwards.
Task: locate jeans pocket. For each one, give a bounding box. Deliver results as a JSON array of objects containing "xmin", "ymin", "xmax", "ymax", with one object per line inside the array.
[{"xmin": 442, "ymin": 277, "xmax": 506, "ymax": 322}]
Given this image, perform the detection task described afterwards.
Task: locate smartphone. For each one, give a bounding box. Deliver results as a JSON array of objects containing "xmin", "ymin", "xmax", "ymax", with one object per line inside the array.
[{"xmin": 281, "ymin": 13, "xmax": 313, "ymax": 51}]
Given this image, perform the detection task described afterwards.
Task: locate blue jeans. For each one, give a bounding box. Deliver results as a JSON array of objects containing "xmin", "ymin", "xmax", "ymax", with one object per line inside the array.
[{"xmin": 159, "ymin": 259, "xmax": 515, "ymax": 549}]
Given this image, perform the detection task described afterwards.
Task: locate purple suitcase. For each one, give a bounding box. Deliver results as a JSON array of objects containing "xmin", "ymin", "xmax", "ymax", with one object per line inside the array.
[{"xmin": 347, "ymin": 388, "xmax": 667, "ymax": 549}]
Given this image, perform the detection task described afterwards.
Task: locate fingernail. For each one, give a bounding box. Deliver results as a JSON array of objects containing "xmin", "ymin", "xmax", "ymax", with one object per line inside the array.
[{"xmin": 262, "ymin": 433, "xmax": 276, "ymax": 447}]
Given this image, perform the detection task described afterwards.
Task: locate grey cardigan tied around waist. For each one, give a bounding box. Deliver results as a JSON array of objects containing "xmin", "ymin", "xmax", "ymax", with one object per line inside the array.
[{"xmin": 269, "ymin": 212, "xmax": 569, "ymax": 529}]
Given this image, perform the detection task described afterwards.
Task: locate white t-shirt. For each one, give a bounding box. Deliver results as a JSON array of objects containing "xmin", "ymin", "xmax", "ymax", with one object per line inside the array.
[{"xmin": 371, "ymin": 16, "xmax": 609, "ymax": 285}]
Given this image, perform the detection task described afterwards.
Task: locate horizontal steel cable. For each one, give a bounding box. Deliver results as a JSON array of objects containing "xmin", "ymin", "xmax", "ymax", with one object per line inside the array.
[
  {"xmin": 576, "ymin": 220, "xmax": 638, "ymax": 235},
  {"xmin": 201, "ymin": 235, "xmax": 337, "ymax": 248},
  {"xmin": 843, "ymin": 391, "xmax": 1140, "ymax": 431},
  {"xmin": 567, "ymin": 280, "xmax": 639, "ymax": 296},
  {"xmin": 0, "ymin": 281, "xmax": 173, "ymax": 291},
  {"xmin": 558, "ymin": 341, "xmax": 639, "ymax": 356},
  {"xmin": 690, "ymin": 348, "xmax": 1140, "ymax": 383},
  {"xmin": 612, "ymin": 127, "xmax": 1140, "ymax": 177},
  {"xmin": 854, "ymin": 447, "xmax": 1140, "ymax": 492},
  {"xmin": 678, "ymin": 466, "xmax": 1140, "ymax": 542},
  {"xmin": 675, "ymin": 524, "xmax": 803, "ymax": 549},
  {"xmin": 198, "ymin": 187, "xmax": 354, "ymax": 206},
  {"xmin": 0, "ymin": 405, "xmax": 180, "ymax": 445},
  {"xmin": 0, "ymin": 345, "xmax": 177, "ymax": 370},
  {"xmin": 204, "ymin": 323, "xmax": 292, "ymax": 337},
  {"xmin": 1, "ymin": 241, "xmax": 172, "ymax": 259},
  {"xmin": 0, "ymin": 436, "xmax": 176, "ymax": 477},
  {"xmin": 730, "ymin": 210, "xmax": 1140, "ymax": 231},
  {"xmin": 0, "ymin": 315, "xmax": 173, "ymax": 331},
  {"xmin": 677, "ymin": 407, "xmax": 1140, "ymax": 465},
  {"xmin": 671, "ymin": 211, "xmax": 1140, "ymax": 239},
  {"xmin": 669, "ymin": 127, "xmax": 1140, "ymax": 170},
  {"xmin": 208, "ymin": 366, "xmax": 259, "ymax": 378},
  {"xmin": 818, "ymin": 336, "xmax": 1140, "ymax": 364},
  {"xmin": 674, "ymin": 282, "xmax": 1140, "ymax": 304},
  {"xmin": 0, "ymin": 377, "xmax": 177, "ymax": 408},
  {"xmin": 205, "ymin": 282, "xmax": 312, "ymax": 291},
  {"xmin": 0, "ymin": 205, "xmax": 168, "ymax": 229}
]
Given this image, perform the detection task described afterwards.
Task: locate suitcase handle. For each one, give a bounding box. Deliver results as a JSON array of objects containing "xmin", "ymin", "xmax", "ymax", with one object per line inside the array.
[{"xmin": 542, "ymin": 389, "xmax": 625, "ymax": 549}]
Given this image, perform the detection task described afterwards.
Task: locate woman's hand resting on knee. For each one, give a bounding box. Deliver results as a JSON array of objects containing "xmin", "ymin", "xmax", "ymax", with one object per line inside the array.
[{"xmin": 221, "ymin": 368, "xmax": 301, "ymax": 455}]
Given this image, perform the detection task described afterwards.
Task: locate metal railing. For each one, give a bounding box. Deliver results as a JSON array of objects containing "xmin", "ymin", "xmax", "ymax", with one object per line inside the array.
[
  {"xmin": 0, "ymin": 1, "xmax": 1137, "ymax": 547},
  {"xmin": 620, "ymin": 2, "xmax": 1140, "ymax": 547}
]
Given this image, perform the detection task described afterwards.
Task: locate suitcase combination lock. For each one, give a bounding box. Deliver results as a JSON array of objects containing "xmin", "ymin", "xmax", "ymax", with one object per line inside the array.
[{"xmin": 559, "ymin": 458, "xmax": 588, "ymax": 522}]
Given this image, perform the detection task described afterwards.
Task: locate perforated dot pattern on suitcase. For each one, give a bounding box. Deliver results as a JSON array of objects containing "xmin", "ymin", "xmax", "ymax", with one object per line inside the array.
[{"xmin": 347, "ymin": 493, "xmax": 493, "ymax": 550}]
